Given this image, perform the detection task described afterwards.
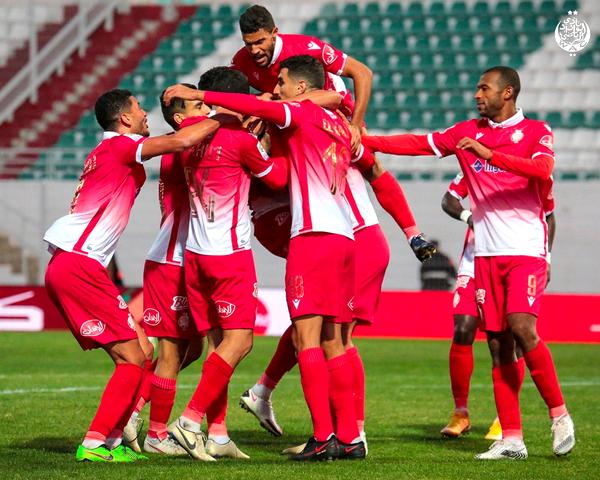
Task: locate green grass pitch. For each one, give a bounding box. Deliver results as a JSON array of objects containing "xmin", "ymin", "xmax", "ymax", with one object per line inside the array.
[{"xmin": 0, "ymin": 332, "xmax": 598, "ymax": 479}]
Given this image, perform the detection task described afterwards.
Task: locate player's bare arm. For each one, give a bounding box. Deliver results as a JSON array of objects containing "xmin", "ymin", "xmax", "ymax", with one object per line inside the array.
[
  {"xmin": 341, "ymin": 56, "xmax": 373, "ymax": 151},
  {"xmin": 442, "ymin": 192, "xmax": 473, "ymax": 229},
  {"xmin": 456, "ymin": 137, "xmax": 493, "ymax": 160},
  {"xmin": 140, "ymin": 116, "xmax": 219, "ymax": 160}
]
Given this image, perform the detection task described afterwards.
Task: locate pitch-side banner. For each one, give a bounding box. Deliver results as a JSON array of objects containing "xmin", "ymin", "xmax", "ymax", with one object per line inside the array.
[{"xmin": 1, "ymin": 286, "xmax": 599, "ymax": 343}]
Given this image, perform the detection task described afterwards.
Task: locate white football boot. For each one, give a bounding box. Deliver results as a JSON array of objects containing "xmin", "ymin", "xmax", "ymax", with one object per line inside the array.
[
  {"xmin": 122, "ymin": 415, "xmax": 143, "ymax": 453},
  {"xmin": 205, "ymin": 438, "xmax": 250, "ymax": 459},
  {"xmin": 551, "ymin": 413, "xmax": 575, "ymax": 456},
  {"xmin": 239, "ymin": 389, "xmax": 283, "ymax": 436},
  {"xmin": 475, "ymin": 439, "xmax": 528, "ymax": 460},
  {"xmin": 143, "ymin": 434, "xmax": 188, "ymax": 456},
  {"xmin": 170, "ymin": 418, "xmax": 216, "ymax": 461}
]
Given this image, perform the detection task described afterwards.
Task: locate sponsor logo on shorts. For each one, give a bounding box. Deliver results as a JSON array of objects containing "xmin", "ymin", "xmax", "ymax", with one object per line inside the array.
[
  {"xmin": 80, "ymin": 319, "xmax": 105, "ymax": 337},
  {"xmin": 177, "ymin": 312, "xmax": 189, "ymax": 330},
  {"xmin": 453, "ymin": 291, "xmax": 460, "ymax": 308},
  {"xmin": 143, "ymin": 308, "xmax": 161, "ymax": 326},
  {"xmin": 117, "ymin": 295, "xmax": 127, "ymax": 309},
  {"xmin": 170, "ymin": 296, "xmax": 188, "ymax": 311},
  {"xmin": 215, "ymin": 301, "xmax": 236, "ymax": 318},
  {"xmin": 322, "ymin": 44, "xmax": 338, "ymax": 65},
  {"xmin": 127, "ymin": 313, "xmax": 135, "ymax": 331},
  {"xmin": 475, "ymin": 289, "xmax": 486, "ymax": 305},
  {"xmin": 292, "ymin": 299, "xmax": 301, "ymax": 309},
  {"xmin": 274, "ymin": 211, "xmax": 290, "ymax": 226},
  {"xmin": 527, "ymin": 296, "xmax": 536, "ymax": 307},
  {"xmin": 456, "ymin": 276, "xmax": 470, "ymax": 289}
]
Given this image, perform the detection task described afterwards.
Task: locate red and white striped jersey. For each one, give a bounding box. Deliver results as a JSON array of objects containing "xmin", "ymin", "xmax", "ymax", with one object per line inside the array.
[
  {"xmin": 181, "ymin": 121, "xmax": 273, "ymax": 255},
  {"xmin": 146, "ymin": 152, "xmax": 190, "ymax": 266},
  {"xmin": 43, "ymin": 132, "xmax": 146, "ymax": 267}
]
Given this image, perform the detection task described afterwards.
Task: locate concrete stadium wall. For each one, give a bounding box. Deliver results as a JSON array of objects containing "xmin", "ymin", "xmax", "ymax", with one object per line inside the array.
[{"xmin": 1, "ymin": 179, "xmax": 598, "ymax": 293}]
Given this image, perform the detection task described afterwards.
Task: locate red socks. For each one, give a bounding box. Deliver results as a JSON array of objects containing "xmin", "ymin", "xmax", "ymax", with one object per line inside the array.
[
  {"xmin": 183, "ymin": 352, "xmax": 233, "ymax": 424},
  {"xmin": 262, "ymin": 325, "xmax": 297, "ymax": 389},
  {"xmin": 206, "ymin": 384, "xmax": 229, "ymax": 436},
  {"xmin": 147, "ymin": 375, "xmax": 177, "ymax": 440},
  {"xmin": 524, "ymin": 341, "xmax": 567, "ymax": 418},
  {"xmin": 328, "ymin": 353, "xmax": 360, "ymax": 444},
  {"xmin": 346, "ymin": 347, "xmax": 365, "ymax": 427},
  {"xmin": 134, "ymin": 359, "xmax": 156, "ymax": 413},
  {"xmin": 492, "ymin": 361, "xmax": 524, "ymax": 440},
  {"xmin": 297, "ymin": 347, "xmax": 333, "ymax": 441},
  {"xmin": 449, "ymin": 343, "xmax": 474, "ymax": 411},
  {"xmin": 86, "ymin": 363, "xmax": 143, "ymax": 442},
  {"xmin": 370, "ymin": 171, "xmax": 420, "ymax": 240}
]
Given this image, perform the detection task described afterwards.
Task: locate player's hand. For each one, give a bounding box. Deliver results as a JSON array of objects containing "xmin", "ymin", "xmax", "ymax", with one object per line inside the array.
[
  {"xmin": 349, "ymin": 124, "xmax": 362, "ymax": 153},
  {"xmin": 258, "ymin": 92, "xmax": 274, "ymax": 101},
  {"xmin": 456, "ymin": 137, "xmax": 493, "ymax": 160},
  {"xmin": 163, "ymin": 84, "xmax": 203, "ymax": 106}
]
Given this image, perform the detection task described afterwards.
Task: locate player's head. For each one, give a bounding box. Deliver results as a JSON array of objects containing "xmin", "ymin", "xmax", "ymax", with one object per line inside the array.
[
  {"xmin": 275, "ymin": 55, "xmax": 325, "ymax": 100},
  {"xmin": 475, "ymin": 66, "xmax": 521, "ymax": 120},
  {"xmin": 239, "ymin": 5, "xmax": 278, "ymax": 68},
  {"xmin": 95, "ymin": 89, "xmax": 149, "ymax": 136},
  {"xmin": 160, "ymin": 83, "xmax": 208, "ymax": 130},
  {"xmin": 199, "ymin": 67, "xmax": 250, "ymax": 94}
]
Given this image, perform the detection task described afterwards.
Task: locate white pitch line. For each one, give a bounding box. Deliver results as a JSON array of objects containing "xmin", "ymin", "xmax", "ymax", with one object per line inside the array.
[{"xmin": 1, "ymin": 379, "xmax": 598, "ymax": 396}]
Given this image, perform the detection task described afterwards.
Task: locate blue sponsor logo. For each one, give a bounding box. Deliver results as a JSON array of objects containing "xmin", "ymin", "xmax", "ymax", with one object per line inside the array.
[
  {"xmin": 471, "ymin": 159, "xmax": 483, "ymax": 172},
  {"xmin": 471, "ymin": 159, "xmax": 504, "ymax": 174}
]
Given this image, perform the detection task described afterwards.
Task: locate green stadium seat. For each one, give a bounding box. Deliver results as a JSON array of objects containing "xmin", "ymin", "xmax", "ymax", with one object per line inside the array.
[
  {"xmin": 474, "ymin": 17, "xmax": 492, "ymax": 33},
  {"xmin": 320, "ymin": 3, "xmax": 337, "ymax": 18},
  {"xmin": 214, "ymin": 5, "xmax": 233, "ymax": 20},
  {"xmin": 525, "ymin": 112, "xmax": 539, "ymax": 120},
  {"xmin": 563, "ymin": 0, "xmax": 577, "ymax": 11},
  {"xmin": 472, "ymin": 1, "xmax": 490, "ymax": 15},
  {"xmin": 403, "ymin": 95, "xmax": 420, "ymax": 111},
  {"xmin": 427, "ymin": 111, "xmax": 447, "ymax": 129},
  {"xmin": 589, "ymin": 112, "xmax": 600, "ymax": 129},
  {"xmin": 517, "ymin": 1, "xmax": 535, "ymax": 13},
  {"xmin": 449, "ymin": 2, "xmax": 467, "ymax": 15},
  {"xmin": 57, "ymin": 131, "xmax": 76, "ymax": 147},
  {"xmin": 540, "ymin": 1, "xmax": 557, "ymax": 12},
  {"xmin": 545, "ymin": 111, "xmax": 564, "ymax": 128},
  {"xmin": 304, "ymin": 20, "xmax": 319, "ymax": 36},
  {"xmin": 540, "ymin": 16, "xmax": 559, "ymax": 33},
  {"xmin": 406, "ymin": 2, "xmax": 424, "ymax": 18},
  {"xmin": 567, "ymin": 111, "xmax": 586, "ymax": 127},
  {"xmin": 193, "ymin": 5, "xmax": 211, "ymax": 19},
  {"xmin": 453, "ymin": 18, "xmax": 472, "ymax": 34},
  {"xmin": 342, "ymin": 3, "xmax": 360, "ymax": 18},
  {"xmin": 495, "ymin": 1, "xmax": 512, "ymax": 14},
  {"xmin": 405, "ymin": 111, "xmax": 424, "ymax": 129},
  {"xmin": 364, "ymin": 2, "xmax": 381, "ymax": 17},
  {"xmin": 387, "ymin": 18, "xmax": 404, "ymax": 34},
  {"xmin": 399, "ymin": 73, "xmax": 416, "ymax": 88},
  {"xmin": 428, "ymin": 2, "xmax": 446, "ymax": 17},
  {"xmin": 432, "ymin": 18, "xmax": 449, "ymax": 32},
  {"xmin": 425, "ymin": 94, "xmax": 442, "ymax": 109},
  {"xmin": 385, "ymin": 2, "xmax": 402, "ymax": 17},
  {"xmin": 496, "ymin": 16, "xmax": 516, "ymax": 33},
  {"xmin": 324, "ymin": 19, "xmax": 340, "ymax": 35}
]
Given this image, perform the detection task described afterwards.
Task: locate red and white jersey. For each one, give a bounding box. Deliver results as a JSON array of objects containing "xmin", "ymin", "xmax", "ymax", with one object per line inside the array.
[
  {"xmin": 429, "ymin": 109, "xmax": 555, "ymax": 258},
  {"xmin": 44, "ymin": 132, "xmax": 146, "ymax": 267},
  {"xmin": 345, "ymin": 165, "xmax": 378, "ymax": 233},
  {"xmin": 181, "ymin": 119, "xmax": 273, "ymax": 255},
  {"xmin": 146, "ymin": 152, "xmax": 190, "ymax": 266},
  {"xmin": 231, "ymin": 33, "xmax": 347, "ymax": 94},
  {"xmin": 276, "ymin": 100, "xmax": 354, "ymax": 239}
]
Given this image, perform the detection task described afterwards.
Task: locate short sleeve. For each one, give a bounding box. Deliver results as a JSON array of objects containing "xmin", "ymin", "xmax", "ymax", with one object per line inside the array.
[
  {"xmin": 447, "ymin": 172, "xmax": 469, "ymax": 200},
  {"xmin": 240, "ymin": 133, "xmax": 273, "ymax": 177},
  {"xmin": 306, "ymin": 36, "xmax": 347, "ymax": 76},
  {"xmin": 428, "ymin": 123, "xmax": 464, "ymax": 158}
]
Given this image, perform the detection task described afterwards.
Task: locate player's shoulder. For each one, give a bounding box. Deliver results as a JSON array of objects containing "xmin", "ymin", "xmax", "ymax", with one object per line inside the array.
[
  {"xmin": 105, "ymin": 133, "xmax": 143, "ymax": 152},
  {"xmin": 282, "ymin": 33, "xmax": 322, "ymax": 52},
  {"xmin": 523, "ymin": 117, "xmax": 553, "ymax": 134},
  {"xmin": 439, "ymin": 118, "xmax": 480, "ymax": 135},
  {"xmin": 231, "ymin": 46, "xmax": 250, "ymax": 67}
]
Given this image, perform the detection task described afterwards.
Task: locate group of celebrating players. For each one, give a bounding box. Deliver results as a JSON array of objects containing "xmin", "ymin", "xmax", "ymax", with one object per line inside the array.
[{"xmin": 43, "ymin": 4, "xmax": 575, "ymax": 464}]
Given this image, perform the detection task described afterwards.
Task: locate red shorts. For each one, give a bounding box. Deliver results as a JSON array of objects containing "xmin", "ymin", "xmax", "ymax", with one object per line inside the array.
[
  {"xmin": 352, "ymin": 225, "xmax": 390, "ymax": 324},
  {"xmin": 252, "ymin": 206, "xmax": 291, "ymax": 259},
  {"xmin": 474, "ymin": 256, "xmax": 547, "ymax": 332},
  {"xmin": 45, "ymin": 250, "xmax": 137, "ymax": 350},
  {"xmin": 185, "ymin": 249, "xmax": 257, "ymax": 332},
  {"xmin": 285, "ymin": 233, "xmax": 354, "ymax": 323},
  {"xmin": 142, "ymin": 260, "xmax": 198, "ymax": 339},
  {"xmin": 453, "ymin": 275, "xmax": 479, "ymax": 317}
]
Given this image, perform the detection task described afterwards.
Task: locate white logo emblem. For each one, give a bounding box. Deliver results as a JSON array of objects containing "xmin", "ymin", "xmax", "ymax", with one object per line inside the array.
[
  {"xmin": 347, "ymin": 297, "xmax": 354, "ymax": 311},
  {"xmin": 177, "ymin": 312, "xmax": 189, "ymax": 330},
  {"xmin": 170, "ymin": 296, "xmax": 188, "ymax": 311},
  {"xmin": 215, "ymin": 301, "xmax": 236, "ymax": 318},
  {"xmin": 292, "ymin": 299, "xmax": 301, "ymax": 309},
  {"xmin": 307, "ymin": 41, "xmax": 320, "ymax": 50},
  {"xmin": 253, "ymin": 71, "xmax": 259, "ymax": 80},
  {"xmin": 475, "ymin": 289, "xmax": 486, "ymax": 305},
  {"xmin": 475, "ymin": 132, "xmax": 483, "ymax": 140},
  {"xmin": 127, "ymin": 313, "xmax": 135, "ymax": 330},
  {"xmin": 117, "ymin": 295, "xmax": 127, "ymax": 309},
  {"xmin": 143, "ymin": 308, "xmax": 161, "ymax": 326},
  {"xmin": 322, "ymin": 44, "xmax": 338, "ymax": 66},
  {"xmin": 80, "ymin": 319, "xmax": 105, "ymax": 337},
  {"xmin": 511, "ymin": 129, "xmax": 524, "ymax": 143},
  {"xmin": 539, "ymin": 134, "xmax": 553, "ymax": 150},
  {"xmin": 555, "ymin": 11, "xmax": 591, "ymax": 56},
  {"xmin": 527, "ymin": 296, "xmax": 536, "ymax": 307}
]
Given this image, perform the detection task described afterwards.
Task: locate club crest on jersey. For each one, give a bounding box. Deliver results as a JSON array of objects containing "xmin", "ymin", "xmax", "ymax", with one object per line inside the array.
[
  {"xmin": 177, "ymin": 312, "xmax": 190, "ymax": 330},
  {"xmin": 170, "ymin": 296, "xmax": 188, "ymax": 311},
  {"xmin": 117, "ymin": 295, "xmax": 127, "ymax": 309},
  {"xmin": 511, "ymin": 129, "xmax": 524, "ymax": 143},
  {"xmin": 475, "ymin": 289, "xmax": 486, "ymax": 305},
  {"xmin": 540, "ymin": 134, "xmax": 554, "ymax": 149},
  {"xmin": 143, "ymin": 308, "xmax": 161, "ymax": 326},
  {"xmin": 215, "ymin": 301, "xmax": 236, "ymax": 318},
  {"xmin": 307, "ymin": 41, "xmax": 320, "ymax": 50},
  {"xmin": 322, "ymin": 44, "xmax": 338, "ymax": 66},
  {"xmin": 80, "ymin": 319, "xmax": 106, "ymax": 337}
]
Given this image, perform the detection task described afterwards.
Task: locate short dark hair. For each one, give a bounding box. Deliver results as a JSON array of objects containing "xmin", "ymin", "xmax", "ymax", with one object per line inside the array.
[
  {"xmin": 95, "ymin": 89, "xmax": 133, "ymax": 131},
  {"xmin": 239, "ymin": 5, "xmax": 275, "ymax": 34},
  {"xmin": 198, "ymin": 67, "xmax": 249, "ymax": 94},
  {"xmin": 160, "ymin": 83, "xmax": 196, "ymax": 130},
  {"xmin": 483, "ymin": 66, "xmax": 521, "ymax": 100},
  {"xmin": 280, "ymin": 55, "xmax": 325, "ymax": 90}
]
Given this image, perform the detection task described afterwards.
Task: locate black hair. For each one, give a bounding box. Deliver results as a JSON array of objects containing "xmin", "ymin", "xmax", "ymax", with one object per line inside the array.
[
  {"xmin": 198, "ymin": 67, "xmax": 250, "ymax": 94},
  {"xmin": 239, "ymin": 5, "xmax": 275, "ymax": 34},
  {"xmin": 94, "ymin": 89, "xmax": 133, "ymax": 131},
  {"xmin": 160, "ymin": 83, "xmax": 196, "ymax": 130},
  {"xmin": 279, "ymin": 55, "xmax": 325, "ymax": 90},
  {"xmin": 483, "ymin": 66, "xmax": 521, "ymax": 100}
]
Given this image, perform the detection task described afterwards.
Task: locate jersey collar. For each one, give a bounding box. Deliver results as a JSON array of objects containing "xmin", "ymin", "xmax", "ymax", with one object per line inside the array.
[
  {"xmin": 102, "ymin": 131, "xmax": 144, "ymax": 141},
  {"xmin": 487, "ymin": 108, "xmax": 524, "ymax": 129},
  {"xmin": 268, "ymin": 34, "xmax": 283, "ymax": 67}
]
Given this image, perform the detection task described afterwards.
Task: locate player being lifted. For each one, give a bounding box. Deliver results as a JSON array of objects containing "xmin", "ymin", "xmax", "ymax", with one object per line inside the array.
[
  {"xmin": 165, "ymin": 55, "xmax": 366, "ymax": 461},
  {"xmin": 439, "ymin": 173, "xmax": 556, "ymax": 441},
  {"xmin": 44, "ymin": 89, "xmax": 221, "ymax": 462},
  {"xmin": 362, "ymin": 66, "xmax": 575, "ymax": 460},
  {"xmin": 231, "ymin": 4, "xmax": 435, "ymax": 261}
]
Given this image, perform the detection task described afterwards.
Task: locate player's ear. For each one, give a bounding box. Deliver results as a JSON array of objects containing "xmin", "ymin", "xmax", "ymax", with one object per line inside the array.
[
  {"xmin": 297, "ymin": 79, "xmax": 307, "ymax": 95},
  {"xmin": 173, "ymin": 112, "xmax": 184, "ymax": 126},
  {"xmin": 504, "ymin": 86, "xmax": 514, "ymax": 101},
  {"xmin": 272, "ymin": 27, "xmax": 278, "ymax": 37},
  {"xmin": 119, "ymin": 111, "xmax": 132, "ymax": 128}
]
